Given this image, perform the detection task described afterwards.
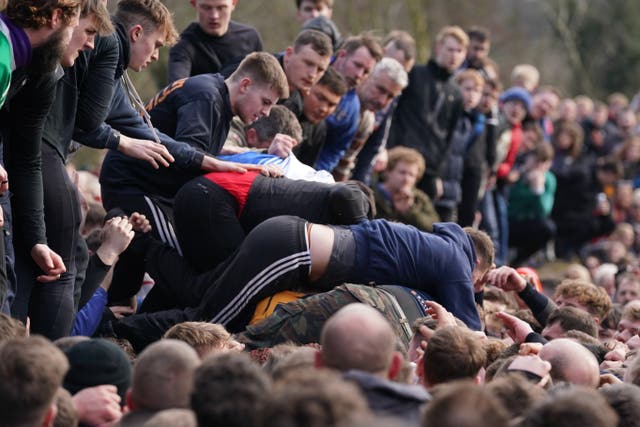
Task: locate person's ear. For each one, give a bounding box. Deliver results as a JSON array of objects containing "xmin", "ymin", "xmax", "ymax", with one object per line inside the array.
[
  {"xmin": 49, "ymin": 8, "xmax": 63, "ymax": 29},
  {"xmin": 474, "ymin": 367, "xmax": 486, "ymax": 385},
  {"xmin": 387, "ymin": 351, "xmax": 403, "ymax": 380},
  {"xmin": 125, "ymin": 388, "xmax": 135, "ymax": 411},
  {"xmin": 418, "ymin": 359, "xmax": 428, "ymax": 388},
  {"xmin": 314, "ymin": 350, "xmax": 324, "ymax": 368},
  {"xmin": 246, "ymin": 128, "xmax": 258, "ymax": 146},
  {"xmin": 129, "ymin": 24, "xmax": 143, "ymax": 43},
  {"xmin": 238, "ymin": 77, "xmax": 252, "ymax": 94},
  {"xmin": 283, "ymin": 46, "xmax": 294, "ymax": 66},
  {"xmin": 41, "ymin": 402, "xmax": 58, "ymax": 427}
]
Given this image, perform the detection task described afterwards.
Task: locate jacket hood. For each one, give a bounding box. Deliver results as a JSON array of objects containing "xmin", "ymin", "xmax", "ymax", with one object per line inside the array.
[{"xmin": 112, "ymin": 16, "xmax": 131, "ymax": 79}]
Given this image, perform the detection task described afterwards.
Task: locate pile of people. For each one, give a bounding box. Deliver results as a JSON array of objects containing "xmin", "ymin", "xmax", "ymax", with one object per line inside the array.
[{"xmin": 2, "ymin": 0, "xmax": 640, "ymax": 426}]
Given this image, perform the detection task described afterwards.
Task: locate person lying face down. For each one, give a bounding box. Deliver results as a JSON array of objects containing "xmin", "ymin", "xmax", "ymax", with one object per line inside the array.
[{"xmin": 111, "ymin": 215, "xmax": 493, "ymax": 351}]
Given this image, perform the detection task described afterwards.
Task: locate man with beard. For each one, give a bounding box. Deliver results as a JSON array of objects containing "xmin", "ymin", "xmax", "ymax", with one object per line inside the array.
[
  {"xmin": 0, "ymin": 0, "xmax": 81, "ymax": 314},
  {"xmin": 11, "ymin": 0, "xmax": 116, "ymax": 340}
]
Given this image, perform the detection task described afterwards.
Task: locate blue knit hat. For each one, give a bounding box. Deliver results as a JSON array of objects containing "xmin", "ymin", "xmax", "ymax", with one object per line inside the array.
[{"xmin": 500, "ymin": 87, "xmax": 532, "ymax": 112}]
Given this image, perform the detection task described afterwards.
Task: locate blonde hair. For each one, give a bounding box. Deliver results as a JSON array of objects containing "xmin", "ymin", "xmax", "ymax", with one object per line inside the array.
[
  {"xmin": 436, "ymin": 25, "xmax": 469, "ymax": 48},
  {"xmin": 510, "ymin": 64, "xmax": 539, "ymax": 90},
  {"xmin": 454, "ymin": 69, "xmax": 484, "ymax": 88},
  {"xmin": 164, "ymin": 322, "xmax": 232, "ymax": 352}
]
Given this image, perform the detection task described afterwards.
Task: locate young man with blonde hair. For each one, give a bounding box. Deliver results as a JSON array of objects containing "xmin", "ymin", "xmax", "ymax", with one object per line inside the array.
[
  {"xmin": 164, "ymin": 322, "xmax": 244, "ymax": 358},
  {"xmin": 146, "ymin": 52, "xmax": 289, "ymax": 156},
  {"xmin": 435, "ymin": 68, "xmax": 485, "ymax": 222},
  {"xmin": 387, "ymin": 25, "xmax": 467, "ymax": 200}
]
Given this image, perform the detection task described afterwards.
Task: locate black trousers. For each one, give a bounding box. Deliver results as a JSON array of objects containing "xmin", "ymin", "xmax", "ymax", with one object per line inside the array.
[
  {"xmin": 101, "ymin": 189, "xmax": 182, "ymax": 305},
  {"xmin": 13, "ymin": 144, "xmax": 81, "ymax": 339},
  {"xmin": 173, "ymin": 175, "xmax": 370, "ymax": 272},
  {"xmin": 509, "ymin": 217, "xmax": 556, "ymax": 266},
  {"xmin": 458, "ymin": 165, "xmax": 483, "ymax": 227},
  {"xmin": 113, "ymin": 215, "xmax": 313, "ymax": 351}
]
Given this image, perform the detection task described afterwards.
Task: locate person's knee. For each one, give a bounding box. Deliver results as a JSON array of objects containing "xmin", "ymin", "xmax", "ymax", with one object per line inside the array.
[{"xmin": 328, "ymin": 183, "xmax": 373, "ymax": 224}]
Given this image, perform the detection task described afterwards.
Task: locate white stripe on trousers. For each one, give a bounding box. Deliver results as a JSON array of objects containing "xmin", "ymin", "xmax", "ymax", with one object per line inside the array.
[
  {"xmin": 210, "ymin": 251, "xmax": 311, "ymax": 325},
  {"xmin": 143, "ymin": 196, "xmax": 183, "ymax": 256}
]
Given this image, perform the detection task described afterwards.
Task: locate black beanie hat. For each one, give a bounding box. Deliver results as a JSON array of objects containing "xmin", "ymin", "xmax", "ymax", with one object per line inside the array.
[{"xmin": 63, "ymin": 338, "xmax": 132, "ymax": 403}]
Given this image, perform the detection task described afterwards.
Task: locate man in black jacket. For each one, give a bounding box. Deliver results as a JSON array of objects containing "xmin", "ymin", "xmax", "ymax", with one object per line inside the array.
[
  {"xmin": 168, "ymin": 0, "xmax": 262, "ymax": 82},
  {"xmin": 0, "ymin": 0, "xmax": 83, "ymax": 315},
  {"xmin": 387, "ymin": 25, "xmax": 467, "ymax": 200}
]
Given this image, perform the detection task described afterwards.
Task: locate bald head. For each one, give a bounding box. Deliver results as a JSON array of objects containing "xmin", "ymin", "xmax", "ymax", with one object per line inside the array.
[
  {"xmin": 320, "ymin": 303, "xmax": 396, "ymax": 375},
  {"xmin": 539, "ymin": 338, "xmax": 599, "ymax": 387}
]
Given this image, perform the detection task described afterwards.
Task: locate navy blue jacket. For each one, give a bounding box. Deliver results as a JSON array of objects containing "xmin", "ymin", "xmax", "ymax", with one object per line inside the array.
[
  {"xmin": 146, "ymin": 73, "xmax": 231, "ymax": 156},
  {"xmin": 82, "ymin": 18, "xmax": 207, "ymax": 200},
  {"xmin": 436, "ymin": 111, "xmax": 476, "ymax": 210},
  {"xmin": 387, "ymin": 59, "xmax": 463, "ymax": 194},
  {"xmin": 349, "ymin": 221, "xmax": 481, "ymax": 330}
]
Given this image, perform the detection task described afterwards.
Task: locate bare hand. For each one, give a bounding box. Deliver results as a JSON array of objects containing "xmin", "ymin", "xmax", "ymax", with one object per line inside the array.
[
  {"xmin": 518, "ymin": 342, "xmax": 543, "ymax": 355},
  {"xmin": 425, "ymin": 300, "xmax": 456, "ymax": 328},
  {"xmin": 0, "ymin": 164, "xmax": 8, "ymax": 196},
  {"xmin": 72, "ymin": 385, "xmax": 122, "ymax": 426},
  {"xmin": 129, "ymin": 212, "xmax": 151, "ymax": 233},
  {"xmin": 528, "ymin": 169, "xmax": 545, "ymax": 192},
  {"xmin": 373, "ymin": 149, "xmax": 388, "ymax": 172},
  {"xmin": 96, "ymin": 217, "xmax": 135, "ymax": 266},
  {"xmin": 599, "ymin": 373, "xmax": 623, "ymax": 388},
  {"xmin": 118, "ymin": 135, "xmax": 174, "ymax": 169},
  {"xmin": 486, "ymin": 266, "xmax": 527, "ymax": 292},
  {"xmin": 434, "ymin": 177, "xmax": 443, "ymax": 200},
  {"xmin": 506, "ymin": 170, "xmax": 520, "ymax": 184},
  {"xmin": 414, "ymin": 324, "xmax": 434, "ymax": 360},
  {"xmin": 257, "ymin": 163, "xmax": 285, "ymax": 177},
  {"xmin": 109, "ymin": 305, "xmax": 135, "ymax": 319},
  {"xmin": 495, "ymin": 311, "xmax": 533, "ymax": 344},
  {"xmin": 485, "ymin": 173, "xmax": 497, "ymax": 191},
  {"xmin": 31, "ymin": 244, "xmax": 66, "ymax": 283},
  {"xmin": 268, "ymin": 133, "xmax": 298, "ymax": 159}
]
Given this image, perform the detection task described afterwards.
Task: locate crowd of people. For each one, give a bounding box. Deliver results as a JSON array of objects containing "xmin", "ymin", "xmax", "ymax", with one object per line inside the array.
[{"xmin": 2, "ymin": 0, "xmax": 640, "ymax": 426}]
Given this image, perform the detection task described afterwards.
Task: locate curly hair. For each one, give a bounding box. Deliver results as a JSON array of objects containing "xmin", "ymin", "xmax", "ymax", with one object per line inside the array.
[
  {"xmin": 553, "ymin": 279, "xmax": 612, "ymax": 322},
  {"xmin": 6, "ymin": 0, "xmax": 81, "ymax": 29}
]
